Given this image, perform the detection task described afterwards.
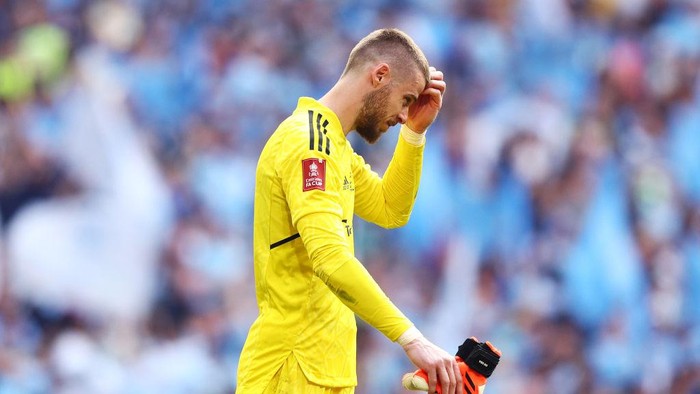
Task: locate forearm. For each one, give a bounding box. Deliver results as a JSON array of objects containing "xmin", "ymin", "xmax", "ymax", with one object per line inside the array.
[
  {"xmin": 380, "ymin": 126, "xmax": 425, "ymax": 226},
  {"xmin": 318, "ymin": 255, "xmax": 413, "ymax": 340},
  {"xmin": 298, "ymin": 213, "xmax": 413, "ymax": 340},
  {"xmin": 356, "ymin": 125, "xmax": 425, "ymax": 228}
]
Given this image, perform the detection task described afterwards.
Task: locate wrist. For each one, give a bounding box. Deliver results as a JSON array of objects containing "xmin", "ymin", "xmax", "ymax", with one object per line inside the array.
[
  {"xmin": 400, "ymin": 124, "xmax": 426, "ymax": 146},
  {"xmin": 396, "ymin": 326, "xmax": 423, "ymax": 348}
]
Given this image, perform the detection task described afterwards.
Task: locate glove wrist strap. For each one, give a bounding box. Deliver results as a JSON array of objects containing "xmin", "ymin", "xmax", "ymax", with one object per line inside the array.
[
  {"xmin": 464, "ymin": 344, "xmax": 500, "ymax": 378},
  {"xmin": 456, "ymin": 338, "xmax": 500, "ymax": 378}
]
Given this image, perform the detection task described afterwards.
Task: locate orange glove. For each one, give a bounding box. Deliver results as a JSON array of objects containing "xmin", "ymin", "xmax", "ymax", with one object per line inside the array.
[{"xmin": 402, "ymin": 337, "xmax": 501, "ymax": 394}]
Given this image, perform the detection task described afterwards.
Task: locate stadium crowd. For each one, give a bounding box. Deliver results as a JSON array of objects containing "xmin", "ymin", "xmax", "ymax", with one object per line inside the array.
[{"xmin": 1, "ymin": 0, "xmax": 700, "ymax": 392}]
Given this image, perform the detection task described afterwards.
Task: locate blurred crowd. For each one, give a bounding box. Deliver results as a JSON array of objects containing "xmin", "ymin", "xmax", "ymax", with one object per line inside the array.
[{"xmin": 1, "ymin": 0, "xmax": 700, "ymax": 393}]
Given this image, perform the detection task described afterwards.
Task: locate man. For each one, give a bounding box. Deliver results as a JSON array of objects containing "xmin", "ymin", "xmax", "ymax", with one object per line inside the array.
[{"xmin": 237, "ymin": 28, "xmax": 460, "ymax": 393}]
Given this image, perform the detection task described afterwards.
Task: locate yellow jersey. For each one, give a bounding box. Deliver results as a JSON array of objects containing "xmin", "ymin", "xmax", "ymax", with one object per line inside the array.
[{"xmin": 237, "ymin": 97, "xmax": 424, "ymax": 390}]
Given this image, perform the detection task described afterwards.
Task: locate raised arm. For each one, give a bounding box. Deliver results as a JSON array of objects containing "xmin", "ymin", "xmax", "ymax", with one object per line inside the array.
[
  {"xmin": 353, "ymin": 66, "xmax": 445, "ymax": 229},
  {"xmin": 353, "ymin": 126, "xmax": 425, "ymax": 228}
]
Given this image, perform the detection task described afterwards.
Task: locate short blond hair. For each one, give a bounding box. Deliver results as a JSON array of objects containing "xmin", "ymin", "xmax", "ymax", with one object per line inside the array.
[{"xmin": 342, "ymin": 28, "xmax": 429, "ymax": 84}]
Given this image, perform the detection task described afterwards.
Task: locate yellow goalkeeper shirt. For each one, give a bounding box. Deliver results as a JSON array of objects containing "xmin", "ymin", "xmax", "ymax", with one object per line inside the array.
[{"xmin": 237, "ymin": 97, "xmax": 424, "ymax": 390}]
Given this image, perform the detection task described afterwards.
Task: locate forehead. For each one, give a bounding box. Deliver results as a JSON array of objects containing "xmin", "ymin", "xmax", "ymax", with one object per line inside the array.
[{"xmin": 397, "ymin": 69, "xmax": 426, "ymax": 96}]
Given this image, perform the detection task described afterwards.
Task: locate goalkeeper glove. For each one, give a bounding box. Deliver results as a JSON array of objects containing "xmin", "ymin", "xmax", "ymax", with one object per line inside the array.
[{"xmin": 402, "ymin": 337, "xmax": 501, "ymax": 394}]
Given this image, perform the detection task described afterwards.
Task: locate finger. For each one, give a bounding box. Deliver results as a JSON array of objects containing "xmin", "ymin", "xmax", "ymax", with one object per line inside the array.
[
  {"xmin": 430, "ymin": 70, "xmax": 444, "ymax": 81},
  {"xmin": 427, "ymin": 79, "xmax": 446, "ymax": 95},
  {"xmin": 438, "ymin": 363, "xmax": 451, "ymax": 394},
  {"xmin": 444, "ymin": 360, "xmax": 456, "ymax": 394},
  {"xmin": 453, "ymin": 361, "xmax": 462, "ymax": 394},
  {"xmin": 419, "ymin": 87, "xmax": 444, "ymax": 105},
  {"xmin": 428, "ymin": 367, "xmax": 438, "ymax": 393}
]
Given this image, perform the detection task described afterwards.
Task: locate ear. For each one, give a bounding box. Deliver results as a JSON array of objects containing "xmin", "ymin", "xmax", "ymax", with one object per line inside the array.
[{"xmin": 370, "ymin": 63, "xmax": 391, "ymax": 88}]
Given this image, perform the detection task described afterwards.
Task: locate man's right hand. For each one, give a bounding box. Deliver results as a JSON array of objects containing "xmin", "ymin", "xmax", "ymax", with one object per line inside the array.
[
  {"xmin": 402, "ymin": 337, "xmax": 502, "ymax": 394},
  {"xmin": 401, "ymin": 335, "xmax": 463, "ymax": 394}
]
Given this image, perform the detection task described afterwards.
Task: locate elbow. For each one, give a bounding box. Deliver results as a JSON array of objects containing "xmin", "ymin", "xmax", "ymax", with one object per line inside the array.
[
  {"xmin": 310, "ymin": 243, "xmax": 352, "ymax": 278},
  {"xmin": 379, "ymin": 191, "xmax": 417, "ymax": 229},
  {"xmin": 383, "ymin": 212, "xmax": 411, "ymax": 229}
]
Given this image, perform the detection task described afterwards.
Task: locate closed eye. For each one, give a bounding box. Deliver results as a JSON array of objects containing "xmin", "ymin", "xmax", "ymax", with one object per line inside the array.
[{"xmin": 403, "ymin": 94, "xmax": 417, "ymax": 107}]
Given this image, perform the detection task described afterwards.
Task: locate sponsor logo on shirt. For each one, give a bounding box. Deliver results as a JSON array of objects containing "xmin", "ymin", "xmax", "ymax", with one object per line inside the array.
[{"xmin": 302, "ymin": 158, "xmax": 326, "ymax": 192}]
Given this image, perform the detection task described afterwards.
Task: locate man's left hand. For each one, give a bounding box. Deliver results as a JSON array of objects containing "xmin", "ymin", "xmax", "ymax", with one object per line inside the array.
[{"xmin": 406, "ymin": 67, "xmax": 446, "ymax": 133}]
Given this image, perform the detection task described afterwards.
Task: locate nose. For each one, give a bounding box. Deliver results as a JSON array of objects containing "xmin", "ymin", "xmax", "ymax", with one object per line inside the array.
[{"xmin": 398, "ymin": 107, "xmax": 408, "ymax": 124}]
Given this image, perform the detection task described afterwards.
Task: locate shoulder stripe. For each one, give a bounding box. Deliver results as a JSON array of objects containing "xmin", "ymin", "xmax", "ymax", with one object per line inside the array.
[
  {"xmin": 322, "ymin": 119, "xmax": 330, "ymax": 155},
  {"xmin": 316, "ymin": 113, "xmax": 324, "ymax": 152},
  {"xmin": 308, "ymin": 110, "xmax": 315, "ymax": 151},
  {"xmin": 307, "ymin": 110, "xmax": 332, "ymax": 155}
]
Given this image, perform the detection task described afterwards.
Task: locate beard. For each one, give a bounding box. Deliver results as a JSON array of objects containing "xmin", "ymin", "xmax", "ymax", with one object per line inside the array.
[{"xmin": 355, "ymin": 84, "xmax": 392, "ymax": 144}]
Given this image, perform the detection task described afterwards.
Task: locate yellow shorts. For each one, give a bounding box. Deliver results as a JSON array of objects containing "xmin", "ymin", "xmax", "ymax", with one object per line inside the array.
[{"xmin": 263, "ymin": 354, "xmax": 355, "ymax": 394}]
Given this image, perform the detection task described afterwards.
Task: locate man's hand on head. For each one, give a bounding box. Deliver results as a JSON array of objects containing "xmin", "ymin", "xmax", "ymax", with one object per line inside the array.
[{"xmin": 406, "ymin": 67, "xmax": 446, "ymax": 134}]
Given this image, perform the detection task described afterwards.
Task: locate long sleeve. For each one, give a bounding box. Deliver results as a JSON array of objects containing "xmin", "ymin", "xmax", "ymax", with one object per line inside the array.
[
  {"xmin": 353, "ymin": 125, "xmax": 425, "ymax": 229},
  {"xmin": 296, "ymin": 213, "xmax": 413, "ymax": 341},
  {"xmin": 240, "ymin": 97, "xmax": 419, "ymax": 388},
  {"xmin": 278, "ymin": 129, "xmax": 413, "ymax": 341}
]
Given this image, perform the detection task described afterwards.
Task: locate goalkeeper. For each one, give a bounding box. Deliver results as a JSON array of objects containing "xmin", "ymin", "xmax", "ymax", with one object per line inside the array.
[{"xmin": 236, "ymin": 28, "xmax": 459, "ymax": 393}]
